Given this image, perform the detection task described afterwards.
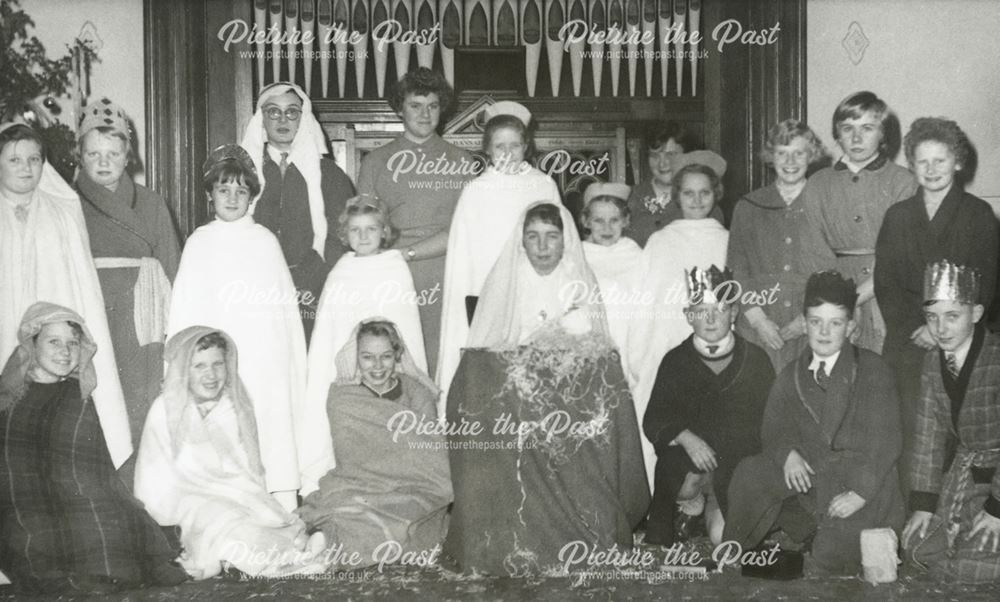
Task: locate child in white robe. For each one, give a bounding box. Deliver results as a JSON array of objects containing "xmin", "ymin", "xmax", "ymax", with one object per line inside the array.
[
  {"xmin": 135, "ymin": 327, "xmax": 325, "ymax": 579},
  {"xmin": 167, "ymin": 145, "xmax": 307, "ymax": 511},
  {"xmin": 630, "ymin": 156, "xmax": 730, "ymax": 422},
  {"xmin": 437, "ymin": 101, "xmax": 562, "ymax": 399},
  {"xmin": 580, "ymin": 182, "xmax": 652, "ymax": 489},
  {"xmin": 303, "ymin": 196, "xmax": 426, "ymax": 494}
]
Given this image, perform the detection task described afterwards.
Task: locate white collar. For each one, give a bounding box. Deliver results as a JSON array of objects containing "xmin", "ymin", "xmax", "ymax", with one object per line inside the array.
[
  {"xmin": 809, "ymin": 350, "xmax": 841, "ymax": 375},
  {"xmin": 693, "ymin": 332, "xmax": 735, "ymax": 358},
  {"xmin": 266, "ymin": 143, "xmax": 292, "ymax": 165}
]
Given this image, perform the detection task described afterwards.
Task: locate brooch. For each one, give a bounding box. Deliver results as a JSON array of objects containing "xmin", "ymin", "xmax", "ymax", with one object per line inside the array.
[{"xmin": 641, "ymin": 192, "xmax": 671, "ymax": 215}]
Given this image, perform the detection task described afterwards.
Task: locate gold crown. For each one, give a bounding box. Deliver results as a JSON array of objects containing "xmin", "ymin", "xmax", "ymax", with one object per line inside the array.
[
  {"xmin": 685, "ymin": 265, "xmax": 735, "ymax": 305},
  {"xmin": 923, "ymin": 260, "xmax": 980, "ymax": 304}
]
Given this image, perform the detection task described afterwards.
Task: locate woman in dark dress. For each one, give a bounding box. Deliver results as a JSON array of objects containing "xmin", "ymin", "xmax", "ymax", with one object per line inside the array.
[
  {"xmin": 875, "ymin": 117, "xmax": 999, "ymax": 492},
  {"xmin": 0, "ymin": 302, "xmax": 184, "ymax": 594}
]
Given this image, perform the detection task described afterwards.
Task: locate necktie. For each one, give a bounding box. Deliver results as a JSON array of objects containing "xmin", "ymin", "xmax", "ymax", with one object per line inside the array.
[
  {"xmin": 946, "ymin": 353, "xmax": 959, "ymax": 378},
  {"xmin": 815, "ymin": 361, "xmax": 831, "ymax": 388},
  {"xmin": 707, "ymin": 345, "xmax": 719, "ymax": 355},
  {"xmin": 279, "ymin": 152, "xmax": 289, "ymax": 177}
]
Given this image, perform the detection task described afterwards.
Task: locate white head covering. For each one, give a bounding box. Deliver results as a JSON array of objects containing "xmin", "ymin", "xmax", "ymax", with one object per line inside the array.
[
  {"xmin": 583, "ymin": 182, "xmax": 631, "ymax": 206},
  {"xmin": 240, "ymin": 82, "xmax": 330, "ymax": 259},
  {"xmin": 468, "ymin": 202, "xmax": 611, "ymax": 349},
  {"xmin": 334, "ymin": 317, "xmax": 439, "ymax": 397},
  {"xmin": 672, "ymin": 150, "xmax": 728, "ymax": 177},
  {"xmin": 0, "ymin": 122, "xmax": 78, "ymax": 202},
  {"xmin": 483, "ymin": 101, "xmax": 532, "ymax": 127},
  {"xmin": 161, "ymin": 326, "xmax": 265, "ymax": 476}
]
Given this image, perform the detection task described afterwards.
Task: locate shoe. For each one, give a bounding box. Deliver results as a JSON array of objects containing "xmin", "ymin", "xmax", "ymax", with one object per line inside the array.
[
  {"xmin": 741, "ymin": 549, "xmax": 804, "ymax": 581},
  {"xmin": 643, "ymin": 529, "xmax": 675, "ymax": 547}
]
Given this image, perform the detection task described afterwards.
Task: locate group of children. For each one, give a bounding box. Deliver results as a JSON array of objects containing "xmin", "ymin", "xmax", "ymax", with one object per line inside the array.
[
  {"xmin": 633, "ymin": 92, "xmax": 1000, "ymax": 583},
  {"xmin": 2, "ymin": 68, "xmax": 1000, "ymax": 590}
]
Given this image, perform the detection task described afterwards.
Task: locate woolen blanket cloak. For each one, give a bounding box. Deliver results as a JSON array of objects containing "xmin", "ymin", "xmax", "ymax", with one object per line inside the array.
[
  {"xmin": 76, "ymin": 169, "xmax": 181, "ymax": 444},
  {"xmin": 0, "ymin": 303, "xmax": 182, "ymax": 592},
  {"xmin": 299, "ymin": 374, "xmax": 452, "ymax": 567}
]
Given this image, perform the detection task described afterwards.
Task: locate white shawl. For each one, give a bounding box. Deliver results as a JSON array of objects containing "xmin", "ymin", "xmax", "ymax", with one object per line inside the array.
[
  {"xmin": 583, "ymin": 237, "xmax": 653, "ymax": 489},
  {"xmin": 629, "ymin": 219, "xmax": 729, "ymax": 413},
  {"xmin": 240, "ymin": 82, "xmax": 329, "ymax": 259},
  {"xmin": 0, "ymin": 161, "xmax": 131, "ymax": 467},
  {"xmin": 302, "ymin": 249, "xmax": 426, "ymax": 494},
  {"xmin": 136, "ymin": 395, "xmax": 317, "ymax": 579},
  {"xmin": 467, "ymin": 203, "xmax": 611, "ymax": 350},
  {"xmin": 582, "ymin": 237, "xmax": 644, "ymax": 373},
  {"xmin": 167, "ymin": 215, "xmax": 307, "ymax": 494},
  {"xmin": 437, "ymin": 166, "xmax": 562, "ymax": 396}
]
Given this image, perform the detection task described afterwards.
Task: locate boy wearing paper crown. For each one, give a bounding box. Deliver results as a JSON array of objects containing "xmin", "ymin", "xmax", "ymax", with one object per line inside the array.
[
  {"xmin": 642, "ymin": 265, "xmax": 775, "ymax": 546},
  {"xmin": 725, "ymin": 270, "xmax": 904, "ymax": 575},
  {"xmin": 903, "ymin": 260, "xmax": 1000, "ymax": 582}
]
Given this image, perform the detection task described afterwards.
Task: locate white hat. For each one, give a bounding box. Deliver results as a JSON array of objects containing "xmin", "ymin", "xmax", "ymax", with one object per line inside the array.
[
  {"xmin": 483, "ymin": 101, "xmax": 532, "ymax": 127},
  {"xmin": 583, "ymin": 182, "xmax": 632, "ymax": 205}
]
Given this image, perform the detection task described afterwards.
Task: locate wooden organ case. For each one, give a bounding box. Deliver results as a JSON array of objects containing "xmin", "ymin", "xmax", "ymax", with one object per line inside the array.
[{"xmin": 144, "ymin": 0, "xmax": 806, "ymax": 234}]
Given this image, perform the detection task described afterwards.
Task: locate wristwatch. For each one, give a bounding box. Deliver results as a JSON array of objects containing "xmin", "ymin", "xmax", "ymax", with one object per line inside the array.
[{"xmin": 406, "ymin": 248, "xmax": 417, "ymax": 262}]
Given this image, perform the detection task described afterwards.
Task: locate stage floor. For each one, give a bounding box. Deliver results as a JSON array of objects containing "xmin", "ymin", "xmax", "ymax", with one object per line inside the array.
[{"xmin": 4, "ymin": 538, "xmax": 998, "ymax": 600}]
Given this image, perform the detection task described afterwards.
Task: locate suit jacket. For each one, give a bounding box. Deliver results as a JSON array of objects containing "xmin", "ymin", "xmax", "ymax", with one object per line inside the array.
[
  {"xmin": 910, "ymin": 328, "xmax": 1000, "ymax": 517},
  {"xmin": 762, "ymin": 343, "xmax": 902, "ymax": 503}
]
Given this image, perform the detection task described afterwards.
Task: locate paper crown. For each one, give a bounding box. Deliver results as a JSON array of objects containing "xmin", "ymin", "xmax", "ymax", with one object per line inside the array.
[
  {"xmin": 583, "ymin": 182, "xmax": 632, "ymax": 205},
  {"xmin": 79, "ymin": 96, "xmax": 129, "ymax": 138},
  {"xmin": 804, "ymin": 270, "xmax": 858, "ymax": 311},
  {"xmin": 672, "ymin": 150, "xmax": 728, "ymax": 178},
  {"xmin": 685, "ymin": 265, "xmax": 735, "ymax": 304},
  {"xmin": 923, "ymin": 260, "xmax": 981, "ymax": 304},
  {"xmin": 483, "ymin": 101, "xmax": 532, "ymax": 127},
  {"xmin": 202, "ymin": 144, "xmax": 257, "ymax": 179}
]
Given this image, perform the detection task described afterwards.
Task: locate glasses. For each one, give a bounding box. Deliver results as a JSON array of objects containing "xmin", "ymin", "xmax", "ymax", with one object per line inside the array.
[{"xmin": 264, "ymin": 107, "xmax": 302, "ymax": 121}]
